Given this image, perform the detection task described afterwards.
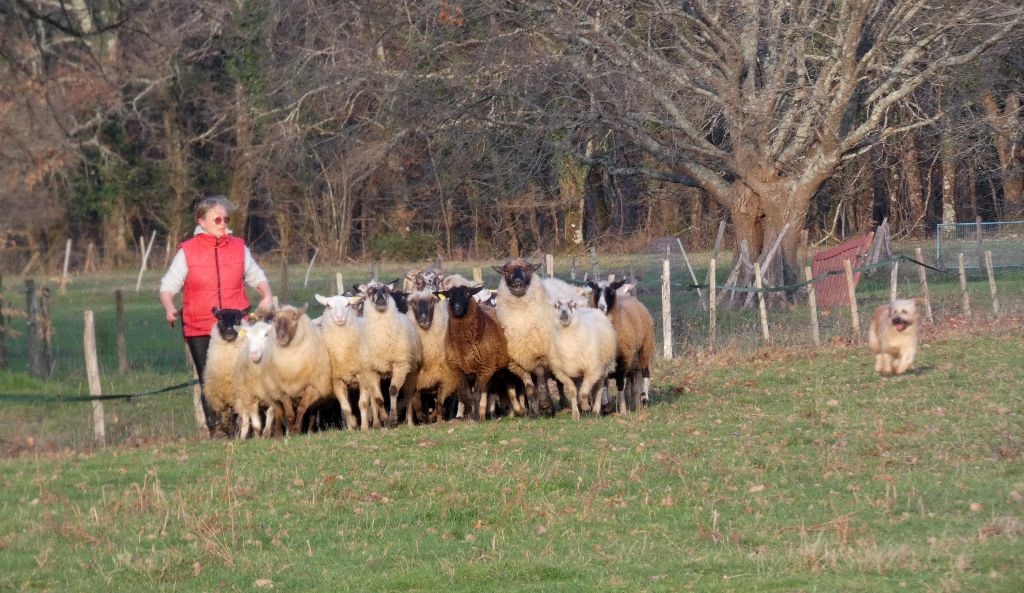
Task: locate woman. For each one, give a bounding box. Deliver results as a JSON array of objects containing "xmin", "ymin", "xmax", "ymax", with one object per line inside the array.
[{"xmin": 159, "ymin": 196, "xmax": 273, "ymax": 433}]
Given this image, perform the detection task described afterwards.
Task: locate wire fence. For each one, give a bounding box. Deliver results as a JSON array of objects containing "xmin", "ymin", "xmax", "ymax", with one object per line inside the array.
[
  {"xmin": 0, "ymin": 237, "xmax": 1021, "ymax": 454},
  {"xmin": 936, "ymin": 220, "xmax": 1024, "ymax": 270}
]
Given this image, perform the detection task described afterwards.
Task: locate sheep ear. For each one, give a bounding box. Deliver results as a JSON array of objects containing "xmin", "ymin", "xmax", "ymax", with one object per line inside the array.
[
  {"xmin": 528, "ymin": 262, "xmax": 542, "ymax": 272},
  {"xmin": 433, "ymin": 291, "xmax": 448, "ymax": 300},
  {"xmin": 469, "ymin": 285, "xmax": 484, "ymax": 296},
  {"xmin": 586, "ymin": 280, "xmax": 600, "ymax": 292},
  {"xmin": 350, "ymin": 295, "xmax": 364, "ymax": 305},
  {"xmin": 610, "ymin": 279, "xmax": 627, "ymax": 291},
  {"xmin": 314, "ymin": 294, "xmax": 328, "ymax": 306},
  {"xmin": 384, "ymin": 278, "xmax": 399, "ymax": 290},
  {"xmin": 212, "ymin": 306, "xmax": 222, "ymax": 317},
  {"xmin": 491, "ymin": 265, "xmax": 505, "ymax": 275},
  {"xmin": 298, "ymin": 303, "xmax": 309, "ymax": 316},
  {"xmin": 356, "ymin": 284, "xmax": 367, "ymax": 294}
]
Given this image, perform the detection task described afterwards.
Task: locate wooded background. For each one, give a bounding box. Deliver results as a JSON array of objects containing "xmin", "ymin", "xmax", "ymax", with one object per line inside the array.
[{"xmin": 1, "ymin": 0, "xmax": 1021, "ymax": 278}]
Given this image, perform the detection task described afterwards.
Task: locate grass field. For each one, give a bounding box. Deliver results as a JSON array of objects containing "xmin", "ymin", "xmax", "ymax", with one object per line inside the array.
[{"xmin": 1, "ymin": 309, "xmax": 1022, "ymax": 591}]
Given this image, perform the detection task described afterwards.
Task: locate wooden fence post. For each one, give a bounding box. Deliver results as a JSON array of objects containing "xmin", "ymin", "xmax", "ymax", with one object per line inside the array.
[
  {"xmin": 914, "ymin": 247, "xmax": 934, "ymax": 324},
  {"xmin": 335, "ymin": 272, "xmax": 344, "ymax": 295},
  {"xmin": 975, "ymin": 217, "xmax": 984, "ymax": 270},
  {"xmin": 116, "ymin": 289, "xmax": 129, "ymax": 374},
  {"xmin": 754, "ymin": 262, "xmax": 770, "ymax": 343},
  {"xmin": 472, "ymin": 267, "xmax": 482, "ymax": 285},
  {"xmin": 303, "ymin": 248, "xmax": 319, "ymax": 288},
  {"xmin": 709, "ymin": 258, "xmax": 717, "ymax": 351},
  {"xmin": 60, "ymin": 238, "xmax": 72, "ymax": 295},
  {"xmin": 589, "ymin": 247, "xmax": 598, "ymax": 276},
  {"xmin": 545, "ymin": 253, "xmax": 554, "ymax": 277},
  {"xmin": 135, "ymin": 230, "xmax": 157, "ymax": 292},
  {"xmin": 39, "ymin": 287, "xmax": 53, "ymax": 375},
  {"xmin": 570, "ymin": 256, "xmax": 577, "ymax": 282},
  {"xmin": 662, "ymin": 258, "xmax": 672, "ymax": 359},
  {"xmin": 0, "ymin": 275, "xmax": 6, "ymax": 369},
  {"xmin": 889, "ymin": 260, "xmax": 899, "ymax": 304},
  {"xmin": 842, "ymin": 259, "xmax": 861, "ymax": 340},
  {"xmin": 279, "ymin": 258, "xmax": 289, "ymax": 305},
  {"xmin": 83, "ymin": 310, "xmax": 106, "ymax": 445},
  {"xmin": 25, "ymin": 279, "xmax": 43, "ymax": 378},
  {"xmin": 958, "ymin": 253, "xmax": 971, "ymax": 318},
  {"xmin": 805, "ymin": 266, "xmax": 820, "ymax": 347},
  {"xmin": 984, "ymin": 250, "xmax": 998, "ymax": 316}
]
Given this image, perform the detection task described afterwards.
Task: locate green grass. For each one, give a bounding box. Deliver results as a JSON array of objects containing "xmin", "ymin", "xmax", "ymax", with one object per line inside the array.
[{"xmin": 0, "ymin": 320, "xmax": 1022, "ymax": 592}]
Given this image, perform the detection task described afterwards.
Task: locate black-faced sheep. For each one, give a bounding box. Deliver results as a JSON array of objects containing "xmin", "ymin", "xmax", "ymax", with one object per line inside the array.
[
  {"xmin": 406, "ymin": 290, "xmax": 461, "ymax": 422},
  {"xmin": 202, "ymin": 307, "xmax": 249, "ymax": 436},
  {"xmin": 357, "ymin": 280, "xmax": 422, "ymax": 428},
  {"xmin": 588, "ymin": 279, "xmax": 656, "ymax": 411},
  {"xmin": 492, "ymin": 259, "xmax": 557, "ymax": 415},
  {"xmin": 547, "ymin": 299, "xmax": 617, "ymax": 419},
  {"xmin": 437, "ymin": 284, "xmax": 525, "ymax": 421}
]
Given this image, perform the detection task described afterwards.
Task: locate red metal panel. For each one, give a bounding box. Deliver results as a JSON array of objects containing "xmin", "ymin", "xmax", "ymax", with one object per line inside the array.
[{"xmin": 811, "ymin": 232, "xmax": 874, "ymax": 307}]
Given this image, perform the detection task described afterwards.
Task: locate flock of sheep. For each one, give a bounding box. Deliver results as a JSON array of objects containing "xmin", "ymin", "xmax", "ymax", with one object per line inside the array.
[{"xmin": 201, "ymin": 258, "xmax": 656, "ymax": 437}]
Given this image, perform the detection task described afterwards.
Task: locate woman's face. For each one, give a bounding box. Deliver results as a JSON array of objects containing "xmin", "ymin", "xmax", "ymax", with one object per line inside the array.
[{"xmin": 198, "ymin": 205, "xmax": 229, "ymax": 238}]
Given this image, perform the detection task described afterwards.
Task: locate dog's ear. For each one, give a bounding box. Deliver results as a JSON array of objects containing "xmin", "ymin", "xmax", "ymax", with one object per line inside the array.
[{"xmin": 912, "ymin": 297, "xmax": 927, "ymax": 308}]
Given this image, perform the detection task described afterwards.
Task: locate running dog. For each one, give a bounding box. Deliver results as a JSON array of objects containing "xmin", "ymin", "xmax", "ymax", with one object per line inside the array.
[{"xmin": 868, "ymin": 298, "xmax": 924, "ymax": 376}]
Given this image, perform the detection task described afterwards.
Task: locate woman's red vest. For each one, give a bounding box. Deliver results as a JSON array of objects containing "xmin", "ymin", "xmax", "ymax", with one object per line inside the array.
[{"xmin": 179, "ymin": 234, "xmax": 250, "ymax": 337}]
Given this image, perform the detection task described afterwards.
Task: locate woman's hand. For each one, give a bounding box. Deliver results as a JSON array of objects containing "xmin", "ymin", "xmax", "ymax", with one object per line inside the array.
[{"xmin": 165, "ymin": 307, "xmax": 179, "ymax": 328}]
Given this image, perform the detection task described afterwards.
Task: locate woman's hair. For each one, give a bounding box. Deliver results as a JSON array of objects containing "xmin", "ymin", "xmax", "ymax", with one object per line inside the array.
[{"xmin": 194, "ymin": 196, "xmax": 235, "ymax": 221}]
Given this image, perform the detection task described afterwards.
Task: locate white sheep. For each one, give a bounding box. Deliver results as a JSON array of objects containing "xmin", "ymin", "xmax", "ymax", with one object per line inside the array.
[
  {"xmin": 493, "ymin": 259, "xmax": 557, "ymax": 415},
  {"xmin": 406, "ymin": 290, "xmax": 461, "ymax": 421},
  {"xmin": 547, "ymin": 299, "xmax": 617, "ymax": 419},
  {"xmin": 263, "ymin": 304, "xmax": 333, "ymax": 434},
  {"xmin": 314, "ymin": 293, "xmax": 365, "ymax": 430},
  {"xmin": 233, "ymin": 319, "xmax": 274, "ymax": 439},
  {"xmin": 357, "ymin": 280, "xmax": 423, "ymax": 429}
]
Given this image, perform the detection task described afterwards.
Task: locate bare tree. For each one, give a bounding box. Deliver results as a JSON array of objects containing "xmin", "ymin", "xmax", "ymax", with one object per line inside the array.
[{"xmin": 531, "ymin": 0, "xmax": 1023, "ymax": 278}]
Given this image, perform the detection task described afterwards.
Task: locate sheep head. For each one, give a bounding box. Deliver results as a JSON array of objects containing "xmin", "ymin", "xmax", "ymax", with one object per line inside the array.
[
  {"xmin": 437, "ymin": 285, "xmax": 483, "ymax": 319},
  {"xmin": 243, "ymin": 320, "xmax": 273, "ymax": 362},
  {"xmin": 492, "ymin": 259, "xmax": 541, "ymax": 297},
  {"xmin": 273, "ymin": 304, "xmax": 308, "ymax": 346},
  {"xmin": 408, "ymin": 290, "xmax": 440, "ymax": 329},
  {"xmin": 587, "ymin": 279, "xmax": 627, "ymax": 315},
  {"xmin": 360, "ymin": 280, "xmax": 398, "ymax": 313},
  {"xmin": 552, "ymin": 299, "xmax": 578, "ymax": 327},
  {"xmin": 212, "ymin": 306, "xmax": 249, "ymax": 342},
  {"xmin": 314, "ymin": 294, "xmax": 362, "ymax": 327}
]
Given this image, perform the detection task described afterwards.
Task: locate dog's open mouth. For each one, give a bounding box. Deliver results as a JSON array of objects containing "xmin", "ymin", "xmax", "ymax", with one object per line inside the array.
[{"xmin": 893, "ymin": 320, "xmax": 907, "ymax": 331}]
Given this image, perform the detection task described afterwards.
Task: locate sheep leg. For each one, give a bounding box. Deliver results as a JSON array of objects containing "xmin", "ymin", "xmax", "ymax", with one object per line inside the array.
[
  {"xmin": 534, "ymin": 367, "xmax": 555, "ymax": 417},
  {"xmin": 640, "ymin": 367, "xmax": 651, "ymax": 407},
  {"xmin": 553, "ymin": 371, "xmax": 581, "ymax": 420},
  {"xmin": 293, "ymin": 392, "xmax": 316, "ymax": 434},
  {"xmin": 579, "ymin": 373, "xmax": 603, "ymax": 418},
  {"xmin": 507, "ymin": 385, "xmax": 523, "ymax": 416},
  {"xmin": 262, "ymin": 404, "xmax": 277, "ymax": 438},
  {"xmin": 357, "ymin": 380, "xmax": 373, "ymax": 430},
  {"xmin": 333, "ymin": 381, "xmax": 357, "ymax": 430},
  {"xmin": 508, "ymin": 363, "xmax": 538, "ymax": 417}
]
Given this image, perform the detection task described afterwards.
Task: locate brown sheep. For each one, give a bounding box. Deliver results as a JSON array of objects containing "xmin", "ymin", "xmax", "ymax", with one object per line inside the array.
[
  {"xmin": 437, "ymin": 284, "xmax": 525, "ymax": 420},
  {"xmin": 587, "ymin": 279, "xmax": 655, "ymax": 411}
]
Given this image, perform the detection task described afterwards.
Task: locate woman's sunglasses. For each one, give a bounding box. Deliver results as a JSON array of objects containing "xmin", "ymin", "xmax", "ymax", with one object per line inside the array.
[{"xmin": 212, "ymin": 216, "xmax": 230, "ymax": 225}]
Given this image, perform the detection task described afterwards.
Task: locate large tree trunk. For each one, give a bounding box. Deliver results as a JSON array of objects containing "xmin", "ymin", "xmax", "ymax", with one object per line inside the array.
[
  {"xmin": 902, "ymin": 134, "xmax": 926, "ymax": 235},
  {"xmin": 163, "ymin": 108, "xmax": 188, "ymax": 262},
  {"xmin": 982, "ymin": 92, "xmax": 1023, "ymax": 219},
  {"xmin": 103, "ymin": 199, "xmax": 131, "ymax": 269},
  {"xmin": 228, "ymin": 84, "xmax": 254, "ymax": 239},
  {"xmin": 941, "ymin": 127, "xmax": 957, "ymax": 225}
]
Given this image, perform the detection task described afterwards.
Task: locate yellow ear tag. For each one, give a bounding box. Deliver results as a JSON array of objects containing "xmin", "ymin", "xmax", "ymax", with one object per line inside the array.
[
  {"xmin": 439, "ymin": 294, "xmax": 446, "ymax": 300},
  {"xmin": 238, "ymin": 329, "xmax": 247, "ymax": 338}
]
